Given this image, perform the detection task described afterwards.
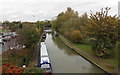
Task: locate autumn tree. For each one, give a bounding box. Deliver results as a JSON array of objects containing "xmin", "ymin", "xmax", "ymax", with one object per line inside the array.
[
  {"xmin": 69, "ymin": 30, "xmax": 83, "ymax": 43},
  {"xmin": 51, "ymin": 7, "xmax": 85, "ymax": 43},
  {"xmin": 84, "ymin": 7, "xmax": 119, "ymax": 58},
  {"xmin": 51, "ymin": 7, "xmax": 78, "ymax": 32}
]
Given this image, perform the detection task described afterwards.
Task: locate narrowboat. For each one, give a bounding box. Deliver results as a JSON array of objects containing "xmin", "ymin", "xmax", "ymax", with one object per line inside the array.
[{"xmin": 39, "ymin": 42, "xmax": 52, "ymax": 73}]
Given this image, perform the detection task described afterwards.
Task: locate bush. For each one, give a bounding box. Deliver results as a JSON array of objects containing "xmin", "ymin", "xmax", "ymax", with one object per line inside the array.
[
  {"xmin": 23, "ymin": 67, "xmax": 44, "ymax": 73},
  {"xmin": 2, "ymin": 63, "xmax": 26, "ymax": 73},
  {"xmin": 94, "ymin": 48, "xmax": 113, "ymax": 58},
  {"xmin": 69, "ymin": 30, "xmax": 83, "ymax": 44},
  {"xmin": 2, "ymin": 49, "xmax": 32, "ymax": 66}
]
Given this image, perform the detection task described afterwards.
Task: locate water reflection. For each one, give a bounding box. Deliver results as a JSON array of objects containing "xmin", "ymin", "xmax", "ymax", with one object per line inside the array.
[
  {"xmin": 51, "ymin": 33, "xmax": 77, "ymax": 56},
  {"xmin": 45, "ymin": 33, "xmax": 104, "ymax": 73}
]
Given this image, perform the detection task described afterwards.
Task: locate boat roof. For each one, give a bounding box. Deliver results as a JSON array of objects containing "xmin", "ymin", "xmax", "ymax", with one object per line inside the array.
[
  {"xmin": 40, "ymin": 57, "xmax": 50, "ymax": 64},
  {"xmin": 40, "ymin": 42, "xmax": 51, "ymax": 69},
  {"xmin": 41, "ymin": 42, "xmax": 48, "ymax": 57},
  {"xmin": 41, "ymin": 63, "xmax": 51, "ymax": 69}
]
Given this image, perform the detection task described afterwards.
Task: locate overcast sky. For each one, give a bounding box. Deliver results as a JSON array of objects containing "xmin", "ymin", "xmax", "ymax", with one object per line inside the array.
[{"xmin": 0, "ymin": 0, "xmax": 119, "ymax": 22}]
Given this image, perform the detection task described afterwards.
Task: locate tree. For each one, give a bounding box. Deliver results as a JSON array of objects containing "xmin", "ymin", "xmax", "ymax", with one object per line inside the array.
[
  {"xmin": 8, "ymin": 21, "xmax": 21, "ymax": 32},
  {"xmin": 51, "ymin": 7, "xmax": 78, "ymax": 32},
  {"xmin": 84, "ymin": 7, "xmax": 119, "ymax": 58},
  {"xmin": 19, "ymin": 23, "xmax": 23, "ymax": 29},
  {"xmin": 51, "ymin": 7, "xmax": 85, "ymax": 44},
  {"xmin": 16, "ymin": 24, "xmax": 41, "ymax": 50},
  {"xmin": 44, "ymin": 20, "xmax": 52, "ymax": 29},
  {"xmin": 51, "ymin": 19, "xmax": 60, "ymax": 31}
]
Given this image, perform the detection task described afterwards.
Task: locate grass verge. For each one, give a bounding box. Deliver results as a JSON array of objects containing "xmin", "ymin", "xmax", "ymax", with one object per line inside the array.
[{"xmin": 58, "ymin": 33, "xmax": 118, "ymax": 73}]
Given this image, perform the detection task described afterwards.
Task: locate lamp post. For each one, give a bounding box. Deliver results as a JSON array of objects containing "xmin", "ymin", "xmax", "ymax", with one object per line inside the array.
[{"xmin": 32, "ymin": 15, "xmax": 35, "ymax": 22}]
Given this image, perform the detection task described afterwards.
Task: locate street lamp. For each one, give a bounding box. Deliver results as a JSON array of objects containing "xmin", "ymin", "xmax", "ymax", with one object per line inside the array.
[{"xmin": 32, "ymin": 15, "xmax": 35, "ymax": 22}]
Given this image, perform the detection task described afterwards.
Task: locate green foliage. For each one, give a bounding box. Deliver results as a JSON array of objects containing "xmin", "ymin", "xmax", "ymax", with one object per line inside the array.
[
  {"xmin": 62, "ymin": 17, "xmax": 81, "ymax": 31},
  {"xmin": 2, "ymin": 49, "xmax": 32, "ymax": 66},
  {"xmin": 23, "ymin": 67, "xmax": 44, "ymax": 73},
  {"xmin": 3, "ymin": 21, "xmax": 22, "ymax": 32},
  {"xmin": 52, "ymin": 7, "xmax": 118, "ymax": 58},
  {"xmin": 51, "ymin": 19, "xmax": 61, "ymax": 31},
  {"xmin": 73, "ymin": 44, "xmax": 93, "ymax": 54},
  {"xmin": 36, "ymin": 21, "xmax": 45, "ymax": 30},
  {"xmin": 36, "ymin": 20, "xmax": 51, "ymax": 31},
  {"xmin": 84, "ymin": 7, "xmax": 119, "ymax": 58},
  {"xmin": 51, "ymin": 7, "xmax": 79, "ymax": 32},
  {"xmin": 51, "ymin": 7, "xmax": 84, "ymax": 44},
  {"xmin": 16, "ymin": 24, "xmax": 41, "ymax": 49},
  {"xmin": 44, "ymin": 20, "xmax": 52, "ymax": 28},
  {"xmin": 19, "ymin": 23, "xmax": 23, "ymax": 29}
]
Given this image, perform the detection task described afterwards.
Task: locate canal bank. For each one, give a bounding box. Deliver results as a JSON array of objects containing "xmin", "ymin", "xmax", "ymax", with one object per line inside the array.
[
  {"xmin": 45, "ymin": 33, "xmax": 104, "ymax": 73},
  {"xmin": 57, "ymin": 33, "xmax": 117, "ymax": 74}
]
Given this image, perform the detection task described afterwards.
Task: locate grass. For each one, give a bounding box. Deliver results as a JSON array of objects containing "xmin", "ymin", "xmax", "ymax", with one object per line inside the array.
[
  {"xmin": 73, "ymin": 43, "xmax": 118, "ymax": 68},
  {"xmin": 0, "ymin": 29, "xmax": 10, "ymax": 32},
  {"xmin": 73, "ymin": 44, "xmax": 93, "ymax": 55},
  {"xmin": 104, "ymin": 46, "xmax": 118, "ymax": 67},
  {"xmin": 105, "ymin": 58, "xmax": 118, "ymax": 67},
  {"xmin": 59, "ymin": 34, "xmax": 118, "ymax": 73}
]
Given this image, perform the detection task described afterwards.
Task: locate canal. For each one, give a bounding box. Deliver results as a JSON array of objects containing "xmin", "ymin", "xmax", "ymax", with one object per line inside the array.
[{"xmin": 45, "ymin": 33, "xmax": 104, "ymax": 73}]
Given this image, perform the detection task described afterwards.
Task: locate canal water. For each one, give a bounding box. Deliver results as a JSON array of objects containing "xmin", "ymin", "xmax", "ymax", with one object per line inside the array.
[{"xmin": 45, "ymin": 33, "xmax": 104, "ymax": 73}]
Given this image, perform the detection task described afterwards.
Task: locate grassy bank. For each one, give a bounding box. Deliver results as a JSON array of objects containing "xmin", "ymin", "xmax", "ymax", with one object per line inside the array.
[
  {"xmin": 73, "ymin": 44, "xmax": 118, "ymax": 67},
  {"xmin": 0, "ymin": 29, "xmax": 11, "ymax": 32},
  {"xmin": 58, "ymin": 33, "xmax": 118, "ymax": 74}
]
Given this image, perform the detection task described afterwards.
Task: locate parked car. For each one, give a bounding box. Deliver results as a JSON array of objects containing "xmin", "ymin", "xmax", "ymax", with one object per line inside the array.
[
  {"xmin": 0, "ymin": 38, "xmax": 4, "ymax": 45},
  {"xmin": 2, "ymin": 36, "xmax": 11, "ymax": 42},
  {"xmin": 10, "ymin": 45, "xmax": 26, "ymax": 50},
  {"xmin": 10, "ymin": 33, "xmax": 17, "ymax": 38}
]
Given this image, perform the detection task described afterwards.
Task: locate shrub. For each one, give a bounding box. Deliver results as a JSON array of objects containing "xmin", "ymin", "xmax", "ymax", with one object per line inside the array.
[
  {"xmin": 2, "ymin": 63, "xmax": 26, "ymax": 73},
  {"xmin": 23, "ymin": 67, "xmax": 44, "ymax": 73},
  {"xmin": 69, "ymin": 30, "xmax": 83, "ymax": 44}
]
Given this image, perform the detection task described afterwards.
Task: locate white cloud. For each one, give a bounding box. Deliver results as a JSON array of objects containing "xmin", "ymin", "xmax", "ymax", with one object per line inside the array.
[{"xmin": 0, "ymin": 0, "xmax": 119, "ymax": 22}]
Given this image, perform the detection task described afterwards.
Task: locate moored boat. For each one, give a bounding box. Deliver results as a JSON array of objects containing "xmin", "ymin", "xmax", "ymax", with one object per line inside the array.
[{"xmin": 39, "ymin": 42, "xmax": 52, "ymax": 73}]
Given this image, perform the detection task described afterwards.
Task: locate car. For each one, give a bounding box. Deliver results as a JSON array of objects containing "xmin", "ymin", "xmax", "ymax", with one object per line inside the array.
[
  {"xmin": 10, "ymin": 45, "xmax": 26, "ymax": 50},
  {"xmin": 0, "ymin": 38, "xmax": 4, "ymax": 45},
  {"xmin": 2, "ymin": 36, "xmax": 11, "ymax": 42},
  {"xmin": 16, "ymin": 45, "xmax": 25, "ymax": 49},
  {"xmin": 10, "ymin": 33, "xmax": 17, "ymax": 38}
]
